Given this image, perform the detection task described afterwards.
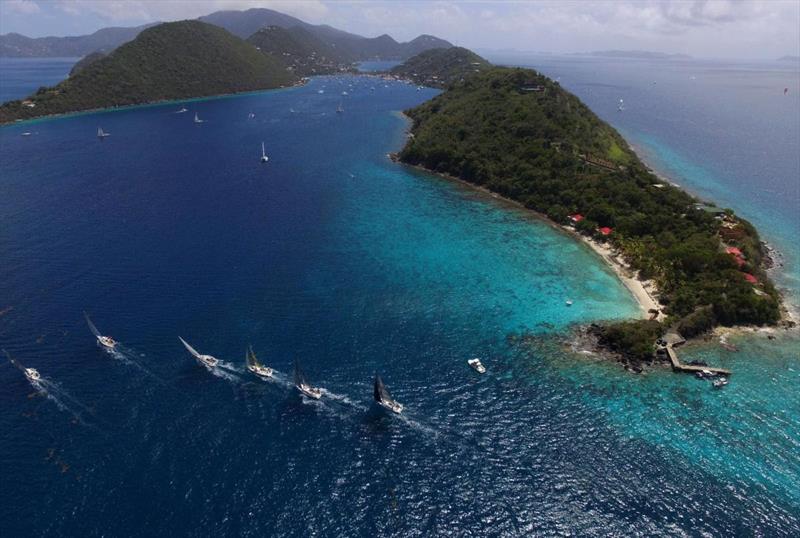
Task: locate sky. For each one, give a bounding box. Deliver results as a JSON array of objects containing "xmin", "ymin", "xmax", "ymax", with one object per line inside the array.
[{"xmin": 1, "ymin": 0, "xmax": 799, "ymax": 60}]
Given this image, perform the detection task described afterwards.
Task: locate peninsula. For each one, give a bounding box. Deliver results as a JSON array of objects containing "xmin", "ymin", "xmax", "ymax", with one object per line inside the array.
[{"xmin": 394, "ymin": 48, "xmax": 784, "ymax": 365}]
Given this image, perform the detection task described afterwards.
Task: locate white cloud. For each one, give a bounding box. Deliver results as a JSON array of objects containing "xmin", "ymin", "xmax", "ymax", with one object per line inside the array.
[{"xmin": 3, "ymin": 0, "xmax": 41, "ymax": 15}]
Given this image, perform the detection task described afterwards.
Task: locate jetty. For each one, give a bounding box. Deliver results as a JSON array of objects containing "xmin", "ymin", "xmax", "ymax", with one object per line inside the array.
[{"xmin": 663, "ymin": 344, "xmax": 731, "ymax": 376}]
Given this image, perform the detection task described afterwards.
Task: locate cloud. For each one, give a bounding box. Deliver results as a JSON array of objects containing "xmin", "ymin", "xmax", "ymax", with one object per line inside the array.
[{"xmin": 3, "ymin": 0, "xmax": 41, "ymax": 15}]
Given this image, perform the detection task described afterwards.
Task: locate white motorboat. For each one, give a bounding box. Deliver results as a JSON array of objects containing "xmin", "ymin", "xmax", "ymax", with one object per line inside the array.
[
  {"xmin": 24, "ymin": 367, "xmax": 40, "ymax": 382},
  {"xmin": 467, "ymin": 358, "xmax": 486, "ymax": 374},
  {"xmin": 294, "ymin": 361, "xmax": 322, "ymax": 399},
  {"xmin": 21, "ymin": 132, "xmax": 32, "ymax": 136},
  {"xmin": 179, "ymin": 337, "xmax": 219, "ymax": 368},
  {"xmin": 565, "ymin": 299, "xmax": 573, "ymax": 306},
  {"xmin": 97, "ymin": 127, "xmax": 110, "ymax": 138},
  {"xmin": 246, "ymin": 346, "xmax": 273, "ymax": 379},
  {"xmin": 84, "ymin": 312, "xmax": 117, "ymax": 349},
  {"xmin": 713, "ymin": 377, "xmax": 729, "ymax": 389},
  {"xmin": 374, "ymin": 374, "xmax": 403, "ymax": 414},
  {"xmin": 260, "ymin": 141, "xmax": 269, "ymax": 163},
  {"xmin": 248, "ymin": 112, "xmax": 256, "ymax": 119}
]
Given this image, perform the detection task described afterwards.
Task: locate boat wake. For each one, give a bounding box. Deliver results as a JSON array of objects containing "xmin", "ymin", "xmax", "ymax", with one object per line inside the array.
[
  {"xmin": 320, "ymin": 389, "xmax": 368, "ymax": 412},
  {"xmin": 33, "ymin": 378, "xmax": 97, "ymax": 426},
  {"xmin": 104, "ymin": 345, "xmax": 168, "ymax": 385},
  {"xmin": 210, "ymin": 361, "xmax": 245, "ymax": 382}
]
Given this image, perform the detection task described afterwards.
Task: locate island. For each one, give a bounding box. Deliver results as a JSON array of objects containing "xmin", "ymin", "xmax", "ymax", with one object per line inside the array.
[
  {"xmin": 390, "ymin": 46, "xmax": 490, "ymax": 88},
  {"xmin": 393, "ymin": 48, "xmax": 786, "ymax": 369},
  {"xmin": 0, "ymin": 21, "xmax": 296, "ymax": 124}
]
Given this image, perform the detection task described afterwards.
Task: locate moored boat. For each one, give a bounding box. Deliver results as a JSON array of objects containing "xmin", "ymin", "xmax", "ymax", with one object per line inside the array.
[
  {"xmin": 293, "ymin": 360, "xmax": 322, "ymax": 399},
  {"xmin": 246, "ymin": 346, "xmax": 273, "ymax": 379},
  {"xmin": 373, "ymin": 374, "xmax": 403, "ymax": 414},
  {"xmin": 178, "ymin": 337, "xmax": 219, "ymax": 368},
  {"xmin": 713, "ymin": 377, "xmax": 729, "ymax": 389},
  {"xmin": 467, "ymin": 358, "xmax": 486, "ymax": 374}
]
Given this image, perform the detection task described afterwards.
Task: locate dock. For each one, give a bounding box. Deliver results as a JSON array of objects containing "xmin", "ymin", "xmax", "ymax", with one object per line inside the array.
[{"xmin": 664, "ymin": 344, "xmax": 731, "ymax": 376}]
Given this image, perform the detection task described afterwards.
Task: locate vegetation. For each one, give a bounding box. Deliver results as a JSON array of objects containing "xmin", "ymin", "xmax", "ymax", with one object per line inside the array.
[
  {"xmin": 69, "ymin": 51, "xmax": 106, "ymax": 76},
  {"xmin": 247, "ymin": 26, "xmax": 353, "ymax": 76},
  {"xmin": 0, "ymin": 21, "xmax": 296, "ymax": 123},
  {"xmin": 400, "ymin": 66, "xmax": 781, "ymax": 356},
  {"xmin": 390, "ymin": 47, "xmax": 490, "ymax": 88},
  {"xmin": 592, "ymin": 320, "xmax": 664, "ymax": 362}
]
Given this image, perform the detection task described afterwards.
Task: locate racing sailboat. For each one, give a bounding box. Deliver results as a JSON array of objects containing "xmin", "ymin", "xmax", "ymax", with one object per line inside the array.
[
  {"xmin": 260, "ymin": 142, "xmax": 269, "ymax": 163},
  {"xmin": 178, "ymin": 337, "xmax": 219, "ymax": 368},
  {"xmin": 293, "ymin": 360, "xmax": 322, "ymax": 399},
  {"xmin": 246, "ymin": 346, "xmax": 273, "ymax": 379},
  {"xmin": 84, "ymin": 312, "xmax": 117, "ymax": 349},
  {"xmin": 373, "ymin": 374, "xmax": 403, "ymax": 414}
]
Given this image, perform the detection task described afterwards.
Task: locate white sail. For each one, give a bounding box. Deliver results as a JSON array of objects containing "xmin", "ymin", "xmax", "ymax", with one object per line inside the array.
[
  {"xmin": 178, "ymin": 337, "xmax": 201, "ymax": 358},
  {"xmin": 84, "ymin": 312, "xmax": 102, "ymax": 338}
]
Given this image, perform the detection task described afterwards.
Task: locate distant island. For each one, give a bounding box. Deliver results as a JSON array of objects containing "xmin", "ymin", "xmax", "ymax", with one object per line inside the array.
[
  {"xmin": 576, "ymin": 50, "xmax": 692, "ymax": 60},
  {"xmin": 390, "ymin": 47, "xmax": 490, "ymax": 88},
  {"xmin": 0, "ymin": 7, "xmax": 452, "ymax": 60},
  {"xmin": 776, "ymin": 55, "xmax": 800, "ymax": 62},
  {"xmin": 0, "ymin": 21, "xmax": 296, "ymax": 124},
  {"xmin": 246, "ymin": 26, "xmax": 353, "ymax": 77},
  {"xmin": 393, "ymin": 48, "xmax": 786, "ymax": 368}
]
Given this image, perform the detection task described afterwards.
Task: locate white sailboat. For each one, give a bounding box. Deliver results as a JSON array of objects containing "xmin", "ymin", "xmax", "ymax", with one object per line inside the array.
[
  {"xmin": 246, "ymin": 346, "xmax": 273, "ymax": 379},
  {"xmin": 193, "ymin": 112, "xmax": 205, "ymax": 124},
  {"xmin": 618, "ymin": 98, "xmax": 625, "ymax": 112},
  {"xmin": 178, "ymin": 337, "xmax": 219, "ymax": 368},
  {"xmin": 294, "ymin": 360, "xmax": 322, "ymax": 399},
  {"xmin": 175, "ymin": 107, "xmax": 188, "ymax": 113},
  {"xmin": 260, "ymin": 141, "xmax": 269, "ymax": 163},
  {"xmin": 97, "ymin": 127, "xmax": 110, "ymax": 138},
  {"xmin": 84, "ymin": 312, "xmax": 117, "ymax": 349},
  {"xmin": 374, "ymin": 374, "xmax": 403, "ymax": 414}
]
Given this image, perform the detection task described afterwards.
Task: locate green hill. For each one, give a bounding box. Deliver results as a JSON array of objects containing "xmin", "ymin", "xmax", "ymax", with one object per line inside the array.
[
  {"xmin": 247, "ymin": 26, "xmax": 352, "ymax": 76},
  {"xmin": 400, "ymin": 66, "xmax": 781, "ymax": 353},
  {"xmin": 0, "ymin": 21, "xmax": 295, "ymax": 123},
  {"xmin": 391, "ymin": 47, "xmax": 489, "ymax": 88}
]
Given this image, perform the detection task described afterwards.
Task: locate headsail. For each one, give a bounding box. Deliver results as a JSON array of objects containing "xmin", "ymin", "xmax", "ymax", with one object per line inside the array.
[
  {"xmin": 178, "ymin": 337, "xmax": 201, "ymax": 358},
  {"xmin": 84, "ymin": 312, "xmax": 102, "ymax": 338},
  {"xmin": 374, "ymin": 374, "xmax": 393, "ymax": 404},
  {"xmin": 247, "ymin": 345, "xmax": 260, "ymax": 367}
]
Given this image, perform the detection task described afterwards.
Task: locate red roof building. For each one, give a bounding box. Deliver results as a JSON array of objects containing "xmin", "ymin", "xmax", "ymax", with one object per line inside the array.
[
  {"xmin": 569, "ymin": 214, "xmax": 584, "ymax": 223},
  {"xmin": 598, "ymin": 227, "xmax": 613, "ymax": 236},
  {"xmin": 743, "ymin": 273, "xmax": 758, "ymax": 284},
  {"xmin": 726, "ymin": 246, "xmax": 743, "ymax": 256}
]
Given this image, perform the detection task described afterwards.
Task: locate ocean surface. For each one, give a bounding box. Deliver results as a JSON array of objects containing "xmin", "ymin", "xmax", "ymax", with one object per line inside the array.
[
  {"xmin": 1, "ymin": 60, "xmax": 799, "ymax": 537},
  {"xmin": 0, "ymin": 57, "xmax": 77, "ymax": 104}
]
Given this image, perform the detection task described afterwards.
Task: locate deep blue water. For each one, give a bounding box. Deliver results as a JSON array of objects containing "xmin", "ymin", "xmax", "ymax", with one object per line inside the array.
[
  {"xmin": 0, "ymin": 57, "xmax": 77, "ymax": 104},
  {"xmin": 1, "ymin": 67, "xmax": 799, "ymax": 537}
]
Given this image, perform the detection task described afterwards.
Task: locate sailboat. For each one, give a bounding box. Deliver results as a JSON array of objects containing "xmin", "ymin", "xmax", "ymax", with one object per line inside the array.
[
  {"xmin": 193, "ymin": 112, "xmax": 205, "ymax": 124},
  {"xmin": 260, "ymin": 142, "xmax": 269, "ymax": 163},
  {"xmin": 24, "ymin": 367, "xmax": 41, "ymax": 382},
  {"xmin": 84, "ymin": 312, "xmax": 117, "ymax": 349},
  {"xmin": 246, "ymin": 346, "xmax": 273, "ymax": 379},
  {"xmin": 178, "ymin": 337, "xmax": 219, "ymax": 368},
  {"xmin": 175, "ymin": 107, "xmax": 188, "ymax": 113},
  {"xmin": 336, "ymin": 102, "xmax": 344, "ymax": 114},
  {"xmin": 97, "ymin": 127, "xmax": 110, "ymax": 138},
  {"xmin": 293, "ymin": 360, "xmax": 322, "ymax": 399},
  {"xmin": 248, "ymin": 112, "xmax": 256, "ymax": 119},
  {"xmin": 617, "ymin": 99, "xmax": 625, "ymax": 112},
  {"xmin": 373, "ymin": 374, "xmax": 403, "ymax": 414}
]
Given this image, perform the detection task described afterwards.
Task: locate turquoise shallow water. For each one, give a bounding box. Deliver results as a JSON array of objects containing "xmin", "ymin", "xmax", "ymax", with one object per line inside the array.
[{"xmin": 0, "ymin": 63, "xmax": 798, "ymax": 535}]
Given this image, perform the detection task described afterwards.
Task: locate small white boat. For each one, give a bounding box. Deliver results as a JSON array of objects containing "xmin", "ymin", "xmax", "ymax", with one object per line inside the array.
[
  {"xmin": 294, "ymin": 361, "xmax": 322, "ymax": 399},
  {"xmin": 336, "ymin": 102, "xmax": 344, "ymax": 114},
  {"xmin": 84, "ymin": 312, "xmax": 117, "ymax": 349},
  {"xmin": 175, "ymin": 107, "xmax": 188, "ymax": 114},
  {"xmin": 618, "ymin": 99, "xmax": 625, "ymax": 112},
  {"xmin": 97, "ymin": 127, "xmax": 110, "ymax": 138},
  {"xmin": 24, "ymin": 367, "xmax": 40, "ymax": 382},
  {"xmin": 193, "ymin": 112, "xmax": 205, "ymax": 124},
  {"xmin": 21, "ymin": 132, "xmax": 32, "ymax": 136},
  {"xmin": 374, "ymin": 374, "xmax": 403, "ymax": 414},
  {"xmin": 260, "ymin": 141, "xmax": 269, "ymax": 163},
  {"xmin": 179, "ymin": 337, "xmax": 219, "ymax": 368},
  {"xmin": 318, "ymin": 89, "xmax": 325, "ymax": 94},
  {"xmin": 565, "ymin": 299, "xmax": 573, "ymax": 306},
  {"xmin": 248, "ymin": 112, "xmax": 255, "ymax": 119},
  {"xmin": 246, "ymin": 346, "xmax": 273, "ymax": 379},
  {"xmin": 341, "ymin": 91, "xmax": 348, "ymax": 96},
  {"xmin": 713, "ymin": 377, "xmax": 729, "ymax": 389},
  {"xmin": 467, "ymin": 358, "xmax": 486, "ymax": 374}
]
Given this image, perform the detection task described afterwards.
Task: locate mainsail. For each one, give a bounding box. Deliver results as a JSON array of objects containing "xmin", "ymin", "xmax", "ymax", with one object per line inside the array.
[
  {"xmin": 178, "ymin": 337, "xmax": 201, "ymax": 358},
  {"xmin": 84, "ymin": 312, "xmax": 102, "ymax": 338},
  {"xmin": 373, "ymin": 375, "xmax": 393, "ymax": 404},
  {"xmin": 247, "ymin": 346, "xmax": 260, "ymax": 367},
  {"xmin": 293, "ymin": 360, "xmax": 308, "ymax": 387}
]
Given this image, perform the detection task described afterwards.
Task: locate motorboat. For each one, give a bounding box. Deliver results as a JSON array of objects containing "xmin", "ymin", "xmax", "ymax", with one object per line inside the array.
[
  {"xmin": 21, "ymin": 132, "xmax": 32, "ymax": 136},
  {"xmin": 246, "ymin": 346, "xmax": 273, "ymax": 379},
  {"xmin": 24, "ymin": 367, "xmax": 40, "ymax": 382},
  {"xmin": 260, "ymin": 141, "xmax": 269, "ymax": 163},
  {"xmin": 713, "ymin": 377, "xmax": 729, "ymax": 389},
  {"xmin": 565, "ymin": 299, "xmax": 573, "ymax": 306},
  {"xmin": 467, "ymin": 358, "xmax": 486, "ymax": 374},
  {"xmin": 84, "ymin": 312, "xmax": 117, "ymax": 349},
  {"xmin": 248, "ymin": 112, "xmax": 256, "ymax": 119},
  {"xmin": 178, "ymin": 337, "xmax": 219, "ymax": 368},
  {"xmin": 293, "ymin": 360, "xmax": 322, "ymax": 399},
  {"xmin": 373, "ymin": 374, "xmax": 403, "ymax": 414}
]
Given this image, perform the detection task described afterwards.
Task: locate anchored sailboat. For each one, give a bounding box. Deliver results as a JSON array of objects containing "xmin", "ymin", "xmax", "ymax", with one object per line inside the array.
[
  {"xmin": 293, "ymin": 360, "xmax": 322, "ymax": 399},
  {"xmin": 373, "ymin": 374, "xmax": 403, "ymax": 414},
  {"xmin": 84, "ymin": 312, "xmax": 117, "ymax": 349},
  {"xmin": 260, "ymin": 142, "xmax": 269, "ymax": 163},
  {"xmin": 97, "ymin": 127, "xmax": 110, "ymax": 138},
  {"xmin": 246, "ymin": 346, "xmax": 273, "ymax": 379},
  {"xmin": 178, "ymin": 337, "xmax": 219, "ymax": 368}
]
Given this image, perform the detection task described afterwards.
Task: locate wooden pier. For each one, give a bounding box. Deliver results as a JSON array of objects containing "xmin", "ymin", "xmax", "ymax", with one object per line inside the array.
[{"xmin": 664, "ymin": 344, "xmax": 731, "ymax": 376}]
